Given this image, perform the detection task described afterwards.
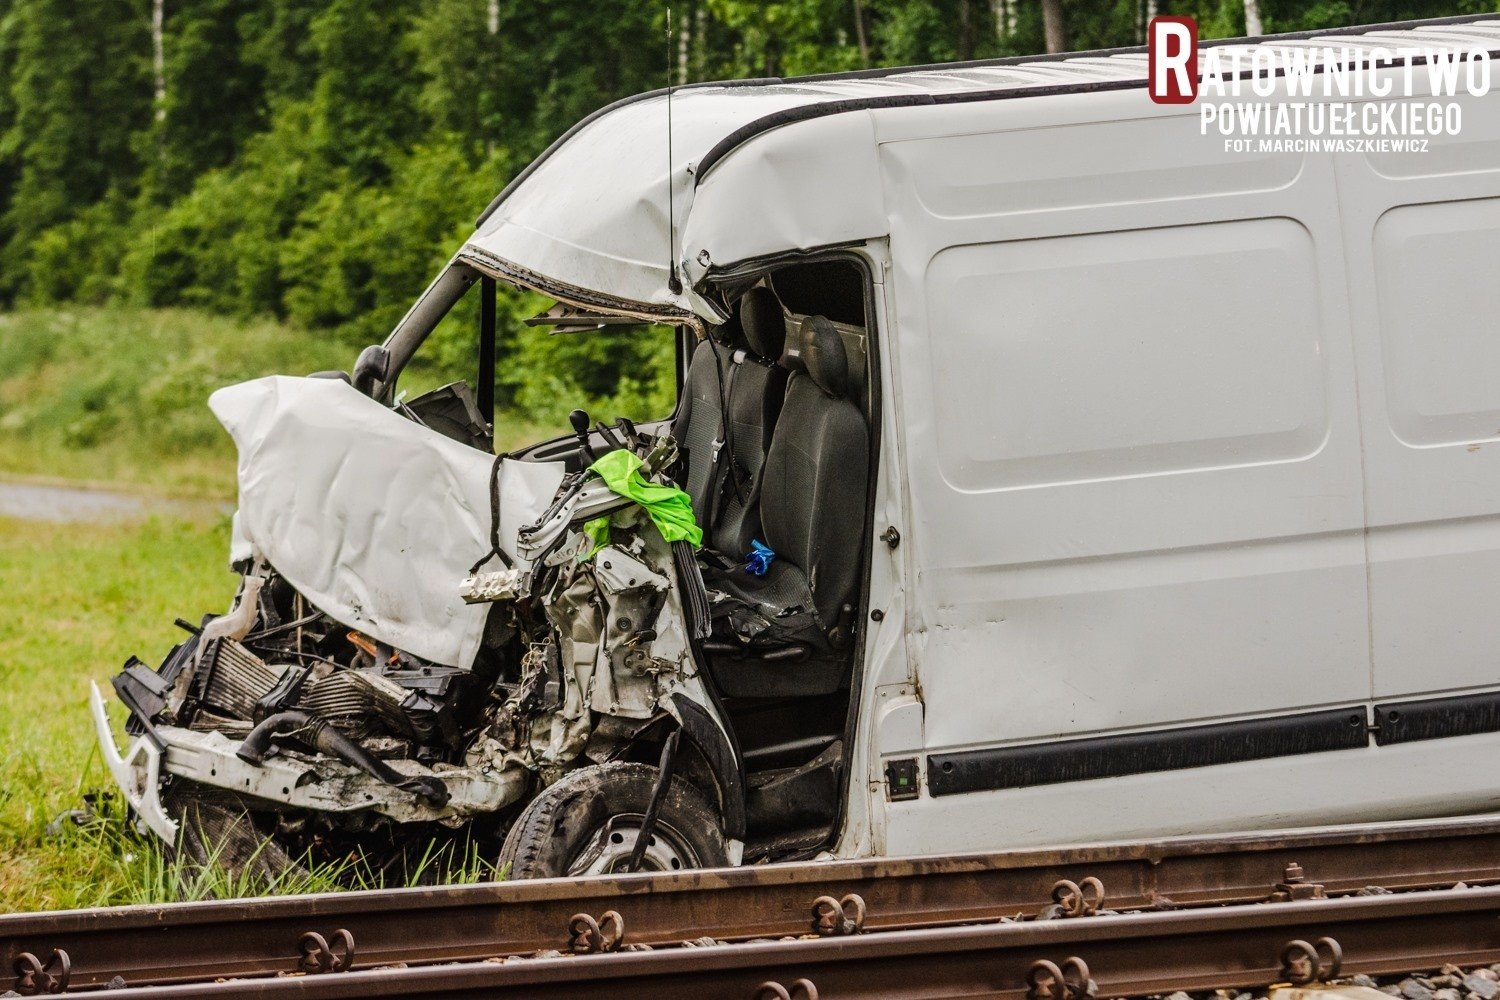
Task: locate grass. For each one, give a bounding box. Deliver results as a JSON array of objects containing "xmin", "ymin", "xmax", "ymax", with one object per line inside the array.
[
  {"xmin": 0, "ymin": 307, "xmax": 563, "ymax": 500},
  {"xmin": 0, "ymin": 513, "xmax": 238, "ymax": 909}
]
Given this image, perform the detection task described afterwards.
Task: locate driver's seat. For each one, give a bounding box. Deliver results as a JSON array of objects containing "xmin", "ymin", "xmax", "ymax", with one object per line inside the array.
[{"xmin": 672, "ymin": 315, "xmax": 746, "ymax": 529}]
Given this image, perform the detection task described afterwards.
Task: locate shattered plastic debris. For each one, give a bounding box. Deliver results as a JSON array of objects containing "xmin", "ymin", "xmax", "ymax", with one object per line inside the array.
[{"xmin": 460, "ymin": 567, "xmax": 524, "ymax": 604}]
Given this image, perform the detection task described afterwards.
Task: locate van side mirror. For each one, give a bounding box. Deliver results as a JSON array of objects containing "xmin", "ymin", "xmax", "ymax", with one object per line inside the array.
[{"xmin": 352, "ymin": 345, "xmax": 391, "ymax": 398}]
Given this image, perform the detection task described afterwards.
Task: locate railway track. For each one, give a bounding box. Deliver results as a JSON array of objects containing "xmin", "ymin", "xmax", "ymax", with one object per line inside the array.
[
  {"xmin": 6, "ymin": 814, "xmax": 1500, "ymax": 994},
  {"xmin": 91, "ymin": 882, "xmax": 1500, "ymax": 999}
]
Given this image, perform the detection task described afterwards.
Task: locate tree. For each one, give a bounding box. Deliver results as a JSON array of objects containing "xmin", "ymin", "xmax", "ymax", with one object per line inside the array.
[
  {"xmin": 1243, "ymin": 0, "xmax": 1263, "ymax": 34},
  {"xmin": 410, "ymin": 0, "xmax": 511, "ymax": 156},
  {"xmin": 1041, "ymin": 0, "xmax": 1067, "ymax": 52},
  {"xmin": 307, "ymin": 0, "xmax": 421, "ymax": 185},
  {"xmin": 144, "ymin": 0, "xmax": 270, "ymax": 202},
  {"xmin": 0, "ymin": 0, "xmax": 149, "ymax": 298}
]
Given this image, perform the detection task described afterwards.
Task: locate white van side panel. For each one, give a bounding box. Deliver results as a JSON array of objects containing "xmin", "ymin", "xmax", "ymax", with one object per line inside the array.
[
  {"xmin": 875, "ymin": 92, "xmax": 1375, "ymax": 849},
  {"xmin": 1334, "ymin": 92, "xmax": 1500, "ymax": 703}
]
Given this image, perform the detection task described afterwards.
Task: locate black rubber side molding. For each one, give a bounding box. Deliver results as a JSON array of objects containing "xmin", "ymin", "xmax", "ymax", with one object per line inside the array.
[
  {"xmin": 1374, "ymin": 692, "xmax": 1500, "ymax": 746},
  {"xmin": 927, "ymin": 707, "xmax": 1369, "ymax": 797}
]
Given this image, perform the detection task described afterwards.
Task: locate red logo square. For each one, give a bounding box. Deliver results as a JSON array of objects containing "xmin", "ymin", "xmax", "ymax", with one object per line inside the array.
[{"xmin": 1148, "ymin": 16, "xmax": 1199, "ymax": 104}]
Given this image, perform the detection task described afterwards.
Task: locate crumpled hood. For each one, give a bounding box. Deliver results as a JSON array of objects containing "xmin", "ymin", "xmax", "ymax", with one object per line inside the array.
[{"xmin": 209, "ymin": 376, "xmax": 565, "ymax": 668}]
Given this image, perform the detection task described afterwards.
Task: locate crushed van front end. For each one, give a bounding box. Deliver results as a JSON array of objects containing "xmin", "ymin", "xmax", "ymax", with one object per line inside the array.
[{"xmin": 94, "ymin": 373, "xmax": 723, "ymax": 880}]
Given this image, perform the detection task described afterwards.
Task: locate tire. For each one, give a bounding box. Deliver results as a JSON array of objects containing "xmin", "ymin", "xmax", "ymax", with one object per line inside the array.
[
  {"xmin": 163, "ymin": 785, "xmax": 306, "ymax": 892},
  {"xmin": 498, "ymin": 762, "xmax": 728, "ymax": 879}
]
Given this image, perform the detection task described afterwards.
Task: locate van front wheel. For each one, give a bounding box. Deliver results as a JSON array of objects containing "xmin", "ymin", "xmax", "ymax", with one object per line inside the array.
[{"xmin": 497, "ymin": 762, "xmax": 728, "ymax": 879}]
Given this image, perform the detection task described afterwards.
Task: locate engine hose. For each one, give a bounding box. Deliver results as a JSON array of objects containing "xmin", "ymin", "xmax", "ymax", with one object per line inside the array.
[{"xmin": 235, "ymin": 710, "xmax": 450, "ymax": 807}]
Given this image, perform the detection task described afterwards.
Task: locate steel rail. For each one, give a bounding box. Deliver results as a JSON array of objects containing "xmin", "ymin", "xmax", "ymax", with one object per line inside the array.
[
  {"xmin": 102, "ymin": 883, "xmax": 1500, "ymax": 999},
  {"xmin": 7, "ymin": 814, "xmax": 1500, "ymax": 991}
]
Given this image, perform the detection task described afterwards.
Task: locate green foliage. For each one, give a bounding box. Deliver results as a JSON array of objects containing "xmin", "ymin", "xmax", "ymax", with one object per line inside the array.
[
  {"xmin": 0, "ymin": 0, "xmax": 149, "ymax": 300},
  {"xmin": 280, "ymin": 139, "xmax": 503, "ymax": 343},
  {"xmin": 145, "ymin": 0, "xmax": 270, "ymax": 203},
  {"xmin": 308, "ymin": 0, "xmax": 422, "ymax": 186},
  {"xmin": 121, "ymin": 104, "xmax": 323, "ymax": 318},
  {"xmin": 498, "ymin": 325, "xmax": 679, "ymax": 428}
]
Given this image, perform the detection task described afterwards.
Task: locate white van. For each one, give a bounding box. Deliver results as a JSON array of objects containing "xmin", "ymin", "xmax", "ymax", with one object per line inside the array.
[{"xmin": 96, "ymin": 15, "xmax": 1500, "ymax": 880}]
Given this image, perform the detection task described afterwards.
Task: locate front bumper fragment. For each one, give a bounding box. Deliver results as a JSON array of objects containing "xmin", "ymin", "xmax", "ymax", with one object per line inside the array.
[
  {"xmin": 90, "ymin": 681, "xmax": 178, "ymax": 841},
  {"xmin": 90, "ymin": 681, "xmax": 529, "ymax": 843}
]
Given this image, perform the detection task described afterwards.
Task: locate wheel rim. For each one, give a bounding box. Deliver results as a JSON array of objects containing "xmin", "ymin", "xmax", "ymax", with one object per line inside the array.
[{"xmin": 568, "ymin": 814, "xmax": 699, "ymax": 875}]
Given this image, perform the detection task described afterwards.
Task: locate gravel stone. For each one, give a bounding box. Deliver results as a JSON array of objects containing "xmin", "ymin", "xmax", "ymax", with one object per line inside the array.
[
  {"xmin": 1466, "ymin": 975, "xmax": 1500, "ymax": 999},
  {"xmin": 1401, "ymin": 979, "xmax": 1435, "ymax": 1000},
  {"xmin": 1352, "ymin": 976, "xmax": 1379, "ymax": 988},
  {"xmin": 1433, "ymin": 988, "xmax": 1460, "ymax": 1000}
]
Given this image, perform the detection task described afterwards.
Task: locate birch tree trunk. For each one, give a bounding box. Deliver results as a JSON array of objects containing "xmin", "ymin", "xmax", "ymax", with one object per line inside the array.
[
  {"xmin": 694, "ymin": 5, "xmax": 706, "ymax": 80},
  {"xmin": 1041, "ymin": 0, "xmax": 1067, "ymax": 54},
  {"xmin": 151, "ymin": 0, "xmax": 165, "ymax": 124},
  {"xmin": 487, "ymin": 0, "xmax": 499, "ymax": 35},
  {"xmin": 957, "ymin": 0, "xmax": 974, "ymax": 60},
  {"xmin": 852, "ymin": 0, "xmax": 871, "ymax": 67},
  {"xmin": 992, "ymin": 0, "xmax": 1015, "ymax": 45},
  {"xmin": 1243, "ymin": 0, "xmax": 1263, "ymax": 36},
  {"xmin": 1138, "ymin": 0, "xmax": 1160, "ymax": 42}
]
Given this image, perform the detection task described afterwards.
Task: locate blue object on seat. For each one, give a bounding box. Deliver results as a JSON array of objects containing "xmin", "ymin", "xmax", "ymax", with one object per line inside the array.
[{"xmin": 745, "ymin": 539, "xmax": 775, "ymax": 576}]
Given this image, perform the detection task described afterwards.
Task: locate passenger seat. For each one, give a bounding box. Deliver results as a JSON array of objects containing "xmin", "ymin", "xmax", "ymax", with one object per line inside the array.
[{"xmin": 705, "ymin": 315, "xmax": 869, "ymax": 654}]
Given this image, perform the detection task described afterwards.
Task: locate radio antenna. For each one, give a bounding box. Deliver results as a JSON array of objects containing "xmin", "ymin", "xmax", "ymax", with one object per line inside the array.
[{"xmin": 665, "ymin": 6, "xmax": 682, "ymax": 295}]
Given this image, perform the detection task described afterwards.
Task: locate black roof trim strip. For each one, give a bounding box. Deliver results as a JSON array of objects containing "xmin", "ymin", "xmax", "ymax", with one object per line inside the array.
[
  {"xmin": 478, "ymin": 12, "xmax": 1497, "ymax": 226},
  {"xmin": 695, "ymin": 26, "xmax": 1500, "ymax": 186}
]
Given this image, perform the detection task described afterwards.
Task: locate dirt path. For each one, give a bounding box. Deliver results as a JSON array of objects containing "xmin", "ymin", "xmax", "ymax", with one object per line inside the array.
[{"xmin": 0, "ymin": 479, "xmax": 207, "ymax": 523}]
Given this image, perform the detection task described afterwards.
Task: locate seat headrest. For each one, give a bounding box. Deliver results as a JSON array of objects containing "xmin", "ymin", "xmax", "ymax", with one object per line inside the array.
[
  {"xmin": 799, "ymin": 316, "xmax": 849, "ymax": 399},
  {"xmin": 737, "ymin": 287, "xmax": 786, "ymax": 361}
]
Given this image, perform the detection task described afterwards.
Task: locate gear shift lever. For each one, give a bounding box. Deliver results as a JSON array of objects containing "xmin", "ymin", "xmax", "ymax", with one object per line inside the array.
[{"xmin": 569, "ymin": 409, "xmax": 597, "ymax": 462}]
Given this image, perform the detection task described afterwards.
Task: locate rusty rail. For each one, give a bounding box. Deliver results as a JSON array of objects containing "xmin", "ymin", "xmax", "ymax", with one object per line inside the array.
[
  {"xmin": 6, "ymin": 814, "xmax": 1500, "ymax": 992},
  {"xmin": 93, "ymin": 883, "xmax": 1500, "ymax": 998}
]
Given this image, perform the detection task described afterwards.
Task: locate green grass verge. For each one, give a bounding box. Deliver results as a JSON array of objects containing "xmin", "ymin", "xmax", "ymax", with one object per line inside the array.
[
  {"xmin": 0, "ymin": 307, "xmax": 561, "ymax": 500},
  {"xmin": 0, "ymin": 513, "xmax": 240, "ymax": 909}
]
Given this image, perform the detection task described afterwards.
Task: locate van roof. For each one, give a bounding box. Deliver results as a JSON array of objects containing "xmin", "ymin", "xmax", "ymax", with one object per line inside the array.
[{"xmin": 460, "ymin": 14, "xmax": 1500, "ymax": 322}]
